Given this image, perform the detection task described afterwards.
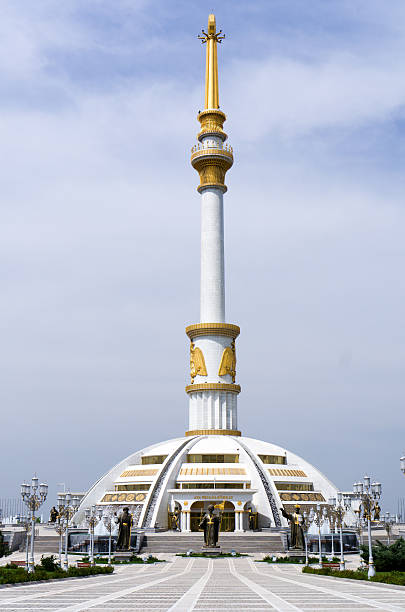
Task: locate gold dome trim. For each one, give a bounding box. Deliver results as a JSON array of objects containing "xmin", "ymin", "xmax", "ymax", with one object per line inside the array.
[
  {"xmin": 185, "ymin": 383, "xmax": 241, "ymax": 394},
  {"xmin": 185, "ymin": 429, "xmax": 241, "ymax": 437},
  {"xmin": 186, "ymin": 323, "xmax": 240, "ymax": 339}
]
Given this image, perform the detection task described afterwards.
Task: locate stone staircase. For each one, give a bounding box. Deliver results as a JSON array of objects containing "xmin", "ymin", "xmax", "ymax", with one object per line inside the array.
[
  {"xmin": 140, "ymin": 532, "xmax": 285, "ymax": 554},
  {"xmin": 23, "ymin": 535, "xmax": 60, "ymax": 553}
]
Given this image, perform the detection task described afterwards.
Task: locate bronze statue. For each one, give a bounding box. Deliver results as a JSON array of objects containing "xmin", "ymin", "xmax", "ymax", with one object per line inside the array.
[
  {"xmin": 199, "ymin": 504, "xmax": 221, "ymax": 547},
  {"xmin": 171, "ymin": 508, "xmax": 180, "ymax": 531},
  {"xmin": 374, "ymin": 502, "xmax": 381, "ymax": 521},
  {"xmin": 49, "ymin": 506, "xmax": 58, "ymax": 523},
  {"xmin": 116, "ymin": 507, "xmax": 132, "ymax": 550},
  {"xmin": 248, "ymin": 507, "xmax": 255, "ymax": 531},
  {"xmin": 280, "ymin": 505, "xmax": 304, "ymax": 550}
]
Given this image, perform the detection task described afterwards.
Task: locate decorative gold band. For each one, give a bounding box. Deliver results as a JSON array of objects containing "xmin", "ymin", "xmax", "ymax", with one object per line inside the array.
[
  {"xmin": 185, "ymin": 429, "xmax": 242, "ymax": 437},
  {"xmin": 186, "ymin": 323, "xmax": 240, "ymax": 339},
  {"xmin": 191, "ymin": 149, "xmax": 233, "ymax": 193},
  {"xmin": 185, "ymin": 383, "xmax": 241, "ymax": 394}
]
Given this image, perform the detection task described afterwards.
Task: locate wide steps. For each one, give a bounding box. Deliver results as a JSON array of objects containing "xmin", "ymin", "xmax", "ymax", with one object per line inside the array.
[
  {"xmin": 141, "ymin": 533, "xmax": 284, "ymax": 553},
  {"xmin": 24, "ymin": 536, "xmax": 60, "ymax": 553}
]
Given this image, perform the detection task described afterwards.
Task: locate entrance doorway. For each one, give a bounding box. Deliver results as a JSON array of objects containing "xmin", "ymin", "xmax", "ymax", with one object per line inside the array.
[{"xmin": 190, "ymin": 501, "xmax": 235, "ymax": 532}]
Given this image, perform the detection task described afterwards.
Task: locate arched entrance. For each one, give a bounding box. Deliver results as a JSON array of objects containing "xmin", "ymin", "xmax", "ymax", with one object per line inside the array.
[{"xmin": 190, "ymin": 500, "xmax": 235, "ymax": 532}]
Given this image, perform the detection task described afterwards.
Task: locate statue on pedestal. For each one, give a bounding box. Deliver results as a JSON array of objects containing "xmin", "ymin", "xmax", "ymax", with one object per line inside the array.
[
  {"xmin": 171, "ymin": 508, "xmax": 180, "ymax": 531},
  {"xmin": 49, "ymin": 507, "xmax": 58, "ymax": 523},
  {"xmin": 116, "ymin": 507, "xmax": 132, "ymax": 550},
  {"xmin": 199, "ymin": 504, "xmax": 221, "ymax": 547},
  {"xmin": 280, "ymin": 504, "xmax": 304, "ymax": 550}
]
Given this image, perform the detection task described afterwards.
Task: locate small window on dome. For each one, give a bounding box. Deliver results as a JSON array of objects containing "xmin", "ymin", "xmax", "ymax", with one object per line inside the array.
[
  {"xmin": 141, "ymin": 455, "xmax": 168, "ymax": 465},
  {"xmin": 186, "ymin": 454, "xmax": 239, "ymax": 463},
  {"xmin": 258, "ymin": 454, "xmax": 286, "ymax": 465}
]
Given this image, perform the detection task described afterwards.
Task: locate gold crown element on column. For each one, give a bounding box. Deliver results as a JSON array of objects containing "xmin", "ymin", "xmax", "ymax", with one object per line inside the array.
[
  {"xmin": 186, "ymin": 322, "xmax": 240, "ymax": 340},
  {"xmin": 185, "ymin": 383, "xmax": 241, "ymax": 394},
  {"xmin": 191, "ymin": 14, "xmax": 233, "ymax": 193}
]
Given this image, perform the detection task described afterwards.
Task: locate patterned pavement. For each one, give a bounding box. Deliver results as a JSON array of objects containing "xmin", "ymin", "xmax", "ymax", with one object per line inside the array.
[{"xmin": 1, "ymin": 557, "xmax": 405, "ymax": 611}]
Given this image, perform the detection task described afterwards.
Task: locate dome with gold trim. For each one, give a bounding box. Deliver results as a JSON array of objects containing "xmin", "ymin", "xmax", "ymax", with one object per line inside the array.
[{"xmin": 73, "ymin": 435, "xmax": 337, "ymax": 532}]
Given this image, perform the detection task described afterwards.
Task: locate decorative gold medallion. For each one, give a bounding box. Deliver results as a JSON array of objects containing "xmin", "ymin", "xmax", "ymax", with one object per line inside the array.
[
  {"xmin": 218, "ymin": 340, "xmax": 236, "ymax": 382},
  {"xmin": 136, "ymin": 493, "xmax": 146, "ymax": 502},
  {"xmin": 190, "ymin": 342, "xmax": 207, "ymax": 382},
  {"xmin": 126, "ymin": 493, "xmax": 135, "ymax": 502},
  {"xmin": 118, "ymin": 493, "xmax": 126, "ymax": 502}
]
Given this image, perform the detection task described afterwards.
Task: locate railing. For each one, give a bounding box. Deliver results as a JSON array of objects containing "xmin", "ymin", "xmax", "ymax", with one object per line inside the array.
[{"xmin": 191, "ymin": 143, "xmax": 233, "ymax": 154}]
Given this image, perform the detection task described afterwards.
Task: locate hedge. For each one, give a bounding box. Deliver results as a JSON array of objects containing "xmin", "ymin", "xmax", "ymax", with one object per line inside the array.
[
  {"xmin": 0, "ymin": 565, "xmax": 114, "ymax": 585},
  {"xmin": 303, "ymin": 566, "xmax": 405, "ymax": 586}
]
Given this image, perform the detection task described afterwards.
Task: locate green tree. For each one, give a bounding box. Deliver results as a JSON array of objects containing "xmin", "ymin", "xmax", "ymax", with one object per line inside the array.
[{"xmin": 361, "ymin": 538, "xmax": 405, "ymax": 572}]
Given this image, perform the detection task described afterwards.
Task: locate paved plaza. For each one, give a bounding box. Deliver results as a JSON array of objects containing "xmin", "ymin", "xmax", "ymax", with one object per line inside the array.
[{"xmin": 1, "ymin": 557, "xmax": 405, "ymax": 611}]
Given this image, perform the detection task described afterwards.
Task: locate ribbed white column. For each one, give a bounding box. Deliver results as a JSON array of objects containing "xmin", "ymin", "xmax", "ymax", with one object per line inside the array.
[{"xmin": 200, "ymin": 187, "xmax": 225, "ymax": 323}]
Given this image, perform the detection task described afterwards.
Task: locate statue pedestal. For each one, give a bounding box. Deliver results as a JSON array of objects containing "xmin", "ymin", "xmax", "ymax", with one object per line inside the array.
[
  {"xmin": 201, "ymin": 546, "xmax": 221, "ymax": 557},
  {"xmin": 114, "ymin": 551, "xmax": 133, "ymax": 563},
  {"xmin": 285, "ymin": 550, "xmax": 306, "ymax": 559}
]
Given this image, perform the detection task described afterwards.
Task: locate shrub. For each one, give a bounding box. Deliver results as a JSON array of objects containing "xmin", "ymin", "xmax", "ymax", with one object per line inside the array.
[
  {"xmin": 361, "ymin": 538, "xmax": 405, "ymax": 572},
  {"xmin": 38, "ymin": 555, "xmax": 59, "ymax": 572},
  {"xmin": 0, "ymin": 564, "xmax": 113, "ymax": 585},
  {"xmin": 261, "ymin": 555, "xmax": 319, "ymax": 564},
  {"xmin": 302, "ymin": 566, "xmax": 405, "ymax": 586}
]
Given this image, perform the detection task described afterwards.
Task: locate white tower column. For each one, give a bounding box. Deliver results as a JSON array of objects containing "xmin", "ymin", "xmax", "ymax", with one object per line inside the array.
[
  {"xmin": 200, "ymin": 187, "xmax": 225, "ymax": 323},
  {"xmin": 186, "ymin": 14, "xmax": 241, "ymax": 437}
]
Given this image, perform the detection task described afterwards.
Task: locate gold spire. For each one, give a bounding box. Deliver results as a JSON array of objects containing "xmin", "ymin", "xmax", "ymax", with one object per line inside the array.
[
  {"xmin": 191, "ymin": 15, "xmax": 233, "ymax": 193},
  {"xmin": 198, "ymin": 14, "xmax": 224, "ymax": 109}
]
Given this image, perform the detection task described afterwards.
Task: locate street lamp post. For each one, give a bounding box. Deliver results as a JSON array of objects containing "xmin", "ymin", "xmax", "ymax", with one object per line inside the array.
[
  {"xmin": 302, "ymin": 510, "xmax": 310, "ymax": 566},
  {"xmin": 353, "ymin": 476, "xmax": 381, "ymax": 579},
  {"xmin": 311, "ymin": 504, "xmax": 323, "ymax": 567},
  {"xmin": 85, "ymin": 506, "xmax": 98, "ymax": 565},
  {"xmin": 58, "ymin": 492, "xmax": 79, "ymax": 571},
  {"xmin": 103, "ymin": 511, "xmax": 116, "ymax": 565},
  {"xmin": 382, "ymin": 512, "xmax": 394, "ymax": 545},
  {"xmin": 20, "ymin": 518, "xmax": 31, "ymax": 571},
  {"xmin": 20, "ymin": 476, "xmax": 48, "ymax": 573},
  {"xmin": 54, "ymin": 503, "xmax": 66, "ymax": 569},
  {"xmin": 334, "ymin": 493, "xmax": 346, "ymax": 570},
  {"xmin": 328, "ymin": 497, "xmax": 337, "ymax": 561}
]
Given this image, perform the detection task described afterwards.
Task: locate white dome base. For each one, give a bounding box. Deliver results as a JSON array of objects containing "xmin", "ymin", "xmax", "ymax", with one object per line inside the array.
[{"xmin": 74, "ymin": 435, "xmax": 337, "ymax": 532}]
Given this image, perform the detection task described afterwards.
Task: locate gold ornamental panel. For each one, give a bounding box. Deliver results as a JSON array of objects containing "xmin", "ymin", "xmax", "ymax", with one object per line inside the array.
[
  {"xmin": 185, "ymin": 428, "xmax": 241, "ymax": 437},
  {"xmin": 268, "ymin": 468, "xmax": 307, "ymax": 477},
  {"xmin": 186, "ymin": 323, "xmax": 240, "ymax": 340},
  {"xmin": 101, "ymin": 492, "xmax": 147, "ymax": 504},
  {"xmin": 185, "ymin": 383, "xmax": 241, "ymax": 395},
  {"xmin": 120, "ymin": 468, "xmax": 158, "ymax": 478},
  {"xmin": 190, "ymin": 342, "xmax": 207, "ymax": 382}
]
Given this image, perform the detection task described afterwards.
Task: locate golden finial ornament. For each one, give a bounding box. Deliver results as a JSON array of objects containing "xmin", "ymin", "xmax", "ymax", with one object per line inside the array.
[
  {"xmin": 198, "ymin": 14, "xmax": 225, "ymax": 110},
  {"xmin": 191, "ymin": 14, "xmax": 233, "ymax": 193}
]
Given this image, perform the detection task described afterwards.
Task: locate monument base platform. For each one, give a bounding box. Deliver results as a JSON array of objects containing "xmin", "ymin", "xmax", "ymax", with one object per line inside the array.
[
  {"xmin": 201, "ymin": 546, "xmax": 222, "ymax": 556},
  {"xmin": 114, "ymin": 551, "xmax": 133, "ymax": 562},
  {"xmin": 284, "ymin": 550, "xmax": 306, "ymax": 558}
]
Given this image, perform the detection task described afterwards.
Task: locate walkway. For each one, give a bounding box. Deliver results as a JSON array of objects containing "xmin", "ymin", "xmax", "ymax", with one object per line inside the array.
[{"xmin": 1, "ymin": 557, "xmax": 405, "ymax": 611}]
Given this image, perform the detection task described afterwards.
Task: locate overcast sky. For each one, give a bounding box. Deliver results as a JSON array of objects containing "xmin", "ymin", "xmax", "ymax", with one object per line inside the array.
[{"xmin": 1, "ymin": 0, "xmax": 404, "ymax": 515}]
